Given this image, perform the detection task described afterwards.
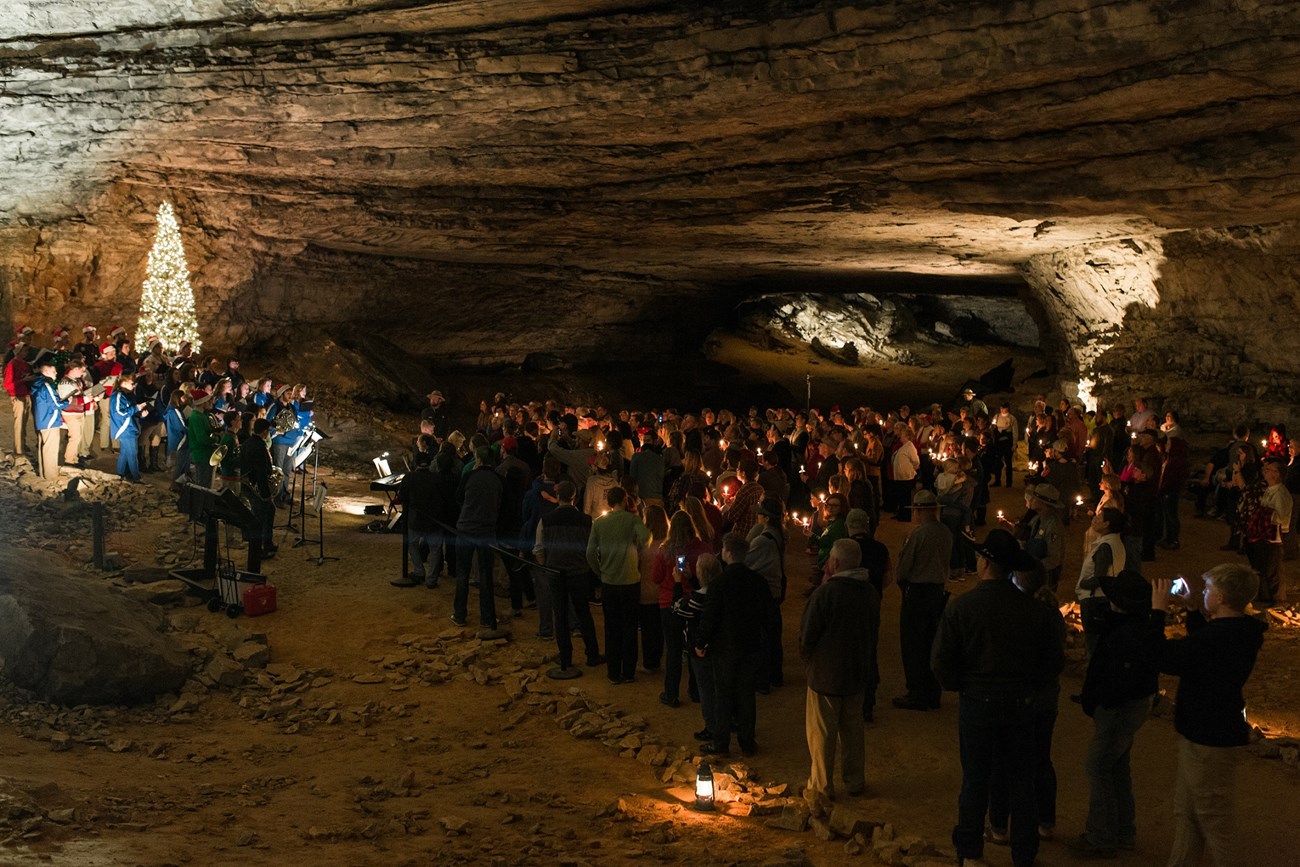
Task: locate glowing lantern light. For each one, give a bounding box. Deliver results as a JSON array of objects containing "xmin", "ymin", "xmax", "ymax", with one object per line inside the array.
[{"xmin": 695, "ymin": 761, "xmax": 715, "ymax": 812}]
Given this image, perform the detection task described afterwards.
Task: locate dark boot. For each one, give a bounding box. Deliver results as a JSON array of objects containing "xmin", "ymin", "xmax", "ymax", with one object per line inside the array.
[{"xmin": 148, "ymin": 445, "xmax": 161, "ymax": 471}]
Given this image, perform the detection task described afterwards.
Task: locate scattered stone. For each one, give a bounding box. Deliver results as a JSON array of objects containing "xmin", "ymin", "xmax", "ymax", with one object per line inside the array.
[
  {"xmin": 810, "ymin": 816, "xmax": 835, "ymax": 841},
  {"xmin": 440, "ymin": 816, "xmax": 470, "ymax": 835},
  {"xmin": 770, "ymin": 803, "xmax": 810, "ymax": 832},
  {"xmin": 206, "ymin": 657, "xmax": 246, "ymax": 688},
  {"xmin": 233, "ymin": 642, "xmax": 271, "ymax": 669},
  {"xmin": 829, "ymin": 805, "xmax": 878, "ymax": 839}
]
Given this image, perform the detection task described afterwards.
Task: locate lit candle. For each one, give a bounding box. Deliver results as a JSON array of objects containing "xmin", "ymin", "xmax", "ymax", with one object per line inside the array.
[
  {"xmin": 600, "ymin": 510, "xmax": 608, "ymax": 518},
  {"xmin": 596, "ymin": 440, "xmax": 605, "ymax": 451},
  {"xmin": 997, "ymin": 510, "xmax": 1005, "ymax": 520},
  {"xmin": 819, "ymin": 493, "xmax": 826, "ymax": 502},
  {"xmin": 706, "ymin": 470, "xmax": 713, "ymax": 478},
  {"xmin": 757, "ymin": 447, "xmax": 763, "ymax": 456},
  {"xmin": 1076, "ymin": 495, "xmax": 1084, "ymax": 506},
  {"xmin": 1261, "ymin": 438, "xmax": 1268, "ymax": 448}
]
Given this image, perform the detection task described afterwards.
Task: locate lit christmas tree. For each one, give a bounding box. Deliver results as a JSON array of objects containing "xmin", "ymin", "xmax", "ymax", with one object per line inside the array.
[{"xmin": 136, "ymin": 201, "xmax": 202, "ymax": 353}]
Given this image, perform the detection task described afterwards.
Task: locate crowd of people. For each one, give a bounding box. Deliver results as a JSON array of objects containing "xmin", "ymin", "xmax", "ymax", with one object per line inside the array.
[
  {"xmin": 2, "ymin": 323, "xmax": 318, "ymax": 561},
  {"xmin": 5, "ymin": 323, "xmax": 1290, "ymax": 866},
  {"xmin": 391, "ymin": 385, "xmax": 1286, "ymax": 867}
]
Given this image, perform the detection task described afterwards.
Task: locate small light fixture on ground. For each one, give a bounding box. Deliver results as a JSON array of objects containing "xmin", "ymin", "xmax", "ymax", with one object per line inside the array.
[{"xmin": 695, "ymin": 761, "xmax": 715, "ymax": 812}]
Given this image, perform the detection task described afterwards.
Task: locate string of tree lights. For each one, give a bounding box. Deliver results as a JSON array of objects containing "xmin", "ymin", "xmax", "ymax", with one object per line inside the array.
[{"xmin": 135, "ymin": 201, "xmax": 202, "ymax": 353}]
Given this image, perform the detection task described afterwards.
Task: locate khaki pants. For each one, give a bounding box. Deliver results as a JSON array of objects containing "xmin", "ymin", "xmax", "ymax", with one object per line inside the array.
[
  {"xmin": 1167, "ymin": 736, "xmax": 1240, "ymax": 867},
  {"xmin": 38, "ymin": 427, "xmax": 60, "ymax": 480},
  {"xmin": 10, "ymin": 396, "xmax": 27, "ymax": 454},
  {"xmin": 805, "ymin": 687, "xmax": 866, "ymax": 799},
  {"xmin": 80, "ymin": 410, "xmax": 95, "ymax": 458},
  {"xmin": 61, "ymin": 412, "xmax": 82, "ymax": 463},
  {"xmin": 97, "ymin": 396, "xmax": 118, "ymax": 450}
]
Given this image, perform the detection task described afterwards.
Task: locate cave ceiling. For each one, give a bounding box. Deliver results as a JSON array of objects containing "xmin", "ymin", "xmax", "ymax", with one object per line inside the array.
[{"xmin": 1, "ymin": 0, "xmax": 1298, "ymax": 367}]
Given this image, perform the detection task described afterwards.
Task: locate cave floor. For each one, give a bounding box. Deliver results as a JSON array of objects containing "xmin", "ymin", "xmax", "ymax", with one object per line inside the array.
[{"xmin": 4, "ymin": 438, "xmax": 1300, "ymax": 866}]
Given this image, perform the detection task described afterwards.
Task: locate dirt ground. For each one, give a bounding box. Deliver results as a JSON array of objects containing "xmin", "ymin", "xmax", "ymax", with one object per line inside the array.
[{"xmin": 3, "ymin": 354, "xmax": 1300, "ymax": 867}]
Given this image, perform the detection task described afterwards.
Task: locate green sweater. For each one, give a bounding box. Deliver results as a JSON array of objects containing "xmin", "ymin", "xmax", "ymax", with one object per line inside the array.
[
  {"xmin": 187, "ymin": 410, "xmax": 218, "ymax": 462},
  {"xmin": 585, "ymin": 509, "xmax": 651, "ymax": 586}
]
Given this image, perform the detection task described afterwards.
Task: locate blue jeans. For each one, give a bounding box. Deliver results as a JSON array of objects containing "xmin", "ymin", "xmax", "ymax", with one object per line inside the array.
[
  {"xmin": 1084, "ymin": 695, "xmax": 1151, "ymax": 849},
  {"xmin": 955, "ymin": 694, "xmax": 1038, "ymax": 866},
  {"xmin": 171, "ymin": 444, "xmax": 191, "ymax": 482},
  {"xmin": 454, "ymin": 536, "xmax": 497, "ymax": 628},
  {"xmin": 990, "ymin": 689, "xmax": 1060, "ymax": 831},
  {"xmin": 660, "ymin": 608, "xmax": 685, "ymax": 699},
  {"xmin": 116, "ymin": 434, "xmax": 140, "ymax": 480},
  {"xmin": 407, "ymin": 528, "xmax": 448, "ymax": 584},
  {"xmin": 1159, "ymin": 491, "xmax": 1181, "ymax": 545},
  {"xmin": 690, "ymin": 652, "xmax": 717, "ymax": 736}
]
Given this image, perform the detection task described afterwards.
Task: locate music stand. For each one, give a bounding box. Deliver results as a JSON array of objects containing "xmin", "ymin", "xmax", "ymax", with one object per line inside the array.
[{"xmin": 303, "ymin": 482, "xmax": 338, "ymax": 565}]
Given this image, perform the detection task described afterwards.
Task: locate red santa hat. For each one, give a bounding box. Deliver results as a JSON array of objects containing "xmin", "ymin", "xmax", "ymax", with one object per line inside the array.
[
  {"xmin": 17, "ymin": 325, "xmax": 33, "ymax": 336},
  {"xmin": 147, "ymin": 336, "xmax": 162, "ymax": 350},
  {"xmin": 109, "ymin": 325, "xmax": 126, "ymax": 339},
  {"xmin": 82, "ymin": 324, "xmax": 97, "ymax": 334},
  {"xmin": 52, "ymin": 327, "xmax": 69, "ymax": 340},
  {"xmin": 100, "ymin": 342, "xmax": 116, "ymax": 354}
]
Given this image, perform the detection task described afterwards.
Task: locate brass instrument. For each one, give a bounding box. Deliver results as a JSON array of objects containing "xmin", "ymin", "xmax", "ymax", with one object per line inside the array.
[
  {"xmin": 209, "ymin": 443, "xmax": 228, "ymax": 467},
  {"xmin": 272, "ymin": 406, "xmax": 298, "ymax": 437},
  {"xmin": 269, "ymin": 465, "xmax": 285, "ymax": 491}
]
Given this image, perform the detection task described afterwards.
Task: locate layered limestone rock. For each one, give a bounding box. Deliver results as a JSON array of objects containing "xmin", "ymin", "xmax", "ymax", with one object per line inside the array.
[
  {"xmin": 1026, "ymin": 225, "xmax": 1300, "ymax": 427},
  {"xmin": 0, "ymin": 0, "xmax": 1297, "ymax": 412}
]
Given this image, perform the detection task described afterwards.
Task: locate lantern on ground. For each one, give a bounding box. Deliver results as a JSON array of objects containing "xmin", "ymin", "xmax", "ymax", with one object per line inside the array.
[{"xmin": 695, "ymin": 761, "xmax": 715, "ymax": 812}]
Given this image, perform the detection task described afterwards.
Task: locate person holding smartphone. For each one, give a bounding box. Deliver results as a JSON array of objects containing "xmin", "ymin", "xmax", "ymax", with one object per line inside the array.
[{"xmin": 1150, "ymin": 566, "xmax": 1266, "ymax": 866}]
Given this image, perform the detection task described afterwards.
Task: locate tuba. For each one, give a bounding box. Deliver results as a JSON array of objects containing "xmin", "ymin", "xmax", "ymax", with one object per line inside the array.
[
  {"xmin": 268, "ymin": 465, "xmax": 285, "ymax": 491},
  {"xmin": 209, "ymin": 443, "xmax": 228, "ymax": 467}
]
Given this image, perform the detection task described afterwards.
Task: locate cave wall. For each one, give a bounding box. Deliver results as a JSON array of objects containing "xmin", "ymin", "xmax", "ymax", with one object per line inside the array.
[
  {"xmin": 1022, "ymin": 224, "xmax": 1300, "ymax": 426},
  {"xmin": 0, "ymin": 0, "xmax": 1297, "ymax": 406}
]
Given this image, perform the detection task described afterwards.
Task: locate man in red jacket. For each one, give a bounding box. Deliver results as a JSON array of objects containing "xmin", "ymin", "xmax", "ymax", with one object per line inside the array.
[
  {"xmin": 3, "ymin": 335, "xmax": 32, "ymax": 457},
  {"xmin": 92, "ymin": 343, "xmax": 123, "ymax": 453}
]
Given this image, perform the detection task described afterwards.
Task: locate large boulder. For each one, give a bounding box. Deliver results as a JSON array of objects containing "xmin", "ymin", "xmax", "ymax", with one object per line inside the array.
[{"xmin": 0, "ymin": 550, "xmax": 190, "ymax": 706}]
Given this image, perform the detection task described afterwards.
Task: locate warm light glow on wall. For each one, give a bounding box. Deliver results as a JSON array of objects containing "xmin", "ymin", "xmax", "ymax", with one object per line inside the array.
[{"xmin": 136, "ymin": 201, "xmax": 202, "ymax": 354}]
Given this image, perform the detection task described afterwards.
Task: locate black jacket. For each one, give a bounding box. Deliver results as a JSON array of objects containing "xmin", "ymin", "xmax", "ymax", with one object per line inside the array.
[
  {"xmin": 538, "ymin": 505, "xmax": 592, "ymax": 576},
  {"xmin": 800, "ymin": 568, "xmax": 881, "ymax": 696},
  {"xmin": 456, "ymin": 466, "xmax": 504, "ymax": 536},
  {"xmin": 1157, "ymin": 610, "xmax": 1266, "ymax": 747},
  {"xmin": 399, "ymin": 466, "xmax": 454, "ymax": 533},
  {"xmin": 696, "ymin": 562, "xmax": 770, "ymax": 658},
  {"xmin": 931, "ymin": 578, "xmax": 1065, "ymax": 698},
  {"xmin": 239, "ymin": 436, "xmax": 274, "ymax": 500},
  {"xmin": 1080, "ymin": 608, "xmax": 1162, "ymax": 716}
]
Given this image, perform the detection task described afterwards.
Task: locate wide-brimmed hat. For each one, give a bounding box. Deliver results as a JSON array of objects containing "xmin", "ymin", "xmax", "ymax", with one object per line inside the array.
[
  {"xmin": 1032, "ymin": 483, "xmax": 1064, "ymax": 509},
  {"xmin": 757, "ymin": 496, "xmax": 786, "ymax": 522},
  {"xmin": 428, "ymin": 389, "xmax": 444, "ymax": 400},
  {"xmin": 1100, "ymin": 569, "xmax": 1152, "ymax": 613},
  {"xmin": 972, "ymin": 529, "xmax": 1035, "ymax": 572},
  {"xmin": 911, "ymin": 490, "xmax": 939, "ymax": 508}
]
